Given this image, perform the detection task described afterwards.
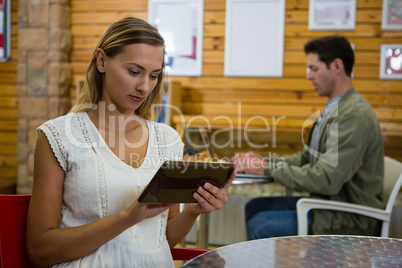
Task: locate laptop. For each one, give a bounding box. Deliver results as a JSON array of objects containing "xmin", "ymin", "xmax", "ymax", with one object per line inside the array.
[
  {"xmin": 198, "ymin": 126, "xmax": 217, "ymax": 161},
  {"xmin": 197, "ymin": 126, "xmax": 269, "ymax": 182}
]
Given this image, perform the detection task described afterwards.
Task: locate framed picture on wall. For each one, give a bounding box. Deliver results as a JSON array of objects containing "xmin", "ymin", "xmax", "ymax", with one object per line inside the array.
[
  {"xmin": 308, "ymin": 0, "xmax": 356, "ymax": 30},
  {"xmin": 156, "ymin": 80, "xmax": 181, "ymax": 126},
  {"xmin": 148, "ymin": 0, "xmax": 204, "ymax": 76},
  {"xmin": 224, "ymin": 0, "xmax": 285, "ymax": 77},
  {"xmin": 0, "ymin": 0, "xmax": 11, "ymax": 62},
  {"xmin": 379, "ymin": 44, "xmax": 402, "ymax": 79},
  {"xmin": 382, "ymin": 0, "xmax": 402, "ymax": 30}
]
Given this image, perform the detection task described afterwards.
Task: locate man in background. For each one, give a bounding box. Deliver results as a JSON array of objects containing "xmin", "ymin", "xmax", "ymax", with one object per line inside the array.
[{"xmin": 232, "ymin": 35, "xmax": 384, "ymax": 239}]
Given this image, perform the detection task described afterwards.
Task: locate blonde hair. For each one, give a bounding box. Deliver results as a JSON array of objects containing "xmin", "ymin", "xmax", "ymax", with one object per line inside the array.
[{"xmin": 71, "ymin": 17, "xmax": 166, "ymax": 120}]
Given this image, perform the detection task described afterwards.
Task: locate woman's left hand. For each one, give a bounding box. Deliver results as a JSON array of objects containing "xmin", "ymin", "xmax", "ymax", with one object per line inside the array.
[{"xmin": 187, "ymin": 169, "xmax": 237, "ymax": 214}]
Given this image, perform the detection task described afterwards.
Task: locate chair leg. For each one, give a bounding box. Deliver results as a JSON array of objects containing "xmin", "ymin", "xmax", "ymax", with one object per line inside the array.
[{"xmin": 380, "ymin": 222, "xmax": 389, "ymax": 237}]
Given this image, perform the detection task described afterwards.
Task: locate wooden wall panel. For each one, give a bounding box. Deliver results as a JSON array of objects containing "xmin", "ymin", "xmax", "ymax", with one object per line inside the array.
[
  {"xmin": 0, "ymin": 0, "xmax": 19, "ymax": 192},
  {"xmin": 70, "ymin": 0, "xmax": 402, "ymax": 161}
]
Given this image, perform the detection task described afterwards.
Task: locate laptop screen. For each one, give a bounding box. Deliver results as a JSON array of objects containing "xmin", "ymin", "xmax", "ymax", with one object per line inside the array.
[{"xmin": 198, "ymin": 126, "xmax": 216, "ymax": 160}]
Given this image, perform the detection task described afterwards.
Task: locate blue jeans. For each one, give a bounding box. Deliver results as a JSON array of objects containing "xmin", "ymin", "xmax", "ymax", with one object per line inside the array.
[{"xmin": 245, "ymin": 196, "xmax": 312, "ymax": 240}]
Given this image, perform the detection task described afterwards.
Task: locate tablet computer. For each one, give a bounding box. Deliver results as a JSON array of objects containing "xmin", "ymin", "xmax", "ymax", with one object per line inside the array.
[{"xmin": 138, "ymin": 160, "xmax": 236, "ymax": 204}]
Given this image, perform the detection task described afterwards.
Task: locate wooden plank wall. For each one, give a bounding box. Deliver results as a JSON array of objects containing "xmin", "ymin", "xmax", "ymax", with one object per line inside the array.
[
  {"xmin": 70, "ymin": 0, "xmax": 402, "ymax": 160},
  {"xmin": 0, "ymin": 0, "xmax": 18, "ymax": 193}
]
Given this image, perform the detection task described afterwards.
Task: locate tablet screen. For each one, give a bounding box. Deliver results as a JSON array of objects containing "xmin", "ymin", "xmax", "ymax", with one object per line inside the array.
[{"xmin": 138, "ymin": 160, "xmax": 236, "ymax": 203}]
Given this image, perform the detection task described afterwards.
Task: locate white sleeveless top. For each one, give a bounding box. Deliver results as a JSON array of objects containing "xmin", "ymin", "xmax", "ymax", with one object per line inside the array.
[{"xmin": 37, "ymin": 112, "xmax": 184, "ymax": 268}]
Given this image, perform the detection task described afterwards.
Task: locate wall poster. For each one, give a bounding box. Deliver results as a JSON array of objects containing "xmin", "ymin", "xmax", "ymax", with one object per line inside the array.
[
  {"xmin": 148, "ymin": 0, "xmax": 204, "ymax": 76},
  {"xmin": 380, "ymin": 44, "xmax": 402, "ymax": 79},
  {"xmin": 308, "ymin": 0, "xmax": 356, "ymax": 30},
  {"xmin": 382, "ymin": 0, "xmax": 402, "ymax": 30},
  {"xmin": 224, "ymin": 0, "xmax": 286, "ymax": 77},
  {"xmin": 0, "ymin": 0, "xmax": 10, "ymax": 62}
]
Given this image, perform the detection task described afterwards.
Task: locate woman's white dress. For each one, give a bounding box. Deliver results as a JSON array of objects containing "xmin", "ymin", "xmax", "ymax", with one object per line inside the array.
[{"xmin": 37, "ymin": 112, "xmax": 184, "ymax": 267}]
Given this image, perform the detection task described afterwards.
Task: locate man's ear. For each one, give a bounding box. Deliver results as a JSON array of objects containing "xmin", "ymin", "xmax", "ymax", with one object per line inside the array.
[
  {"xmin": 331, "ymin": 58, "xmax": 344, "ymax": 74},
  {"xmin": 95, "ymin": 48, "xmax": 106, "ymax": 73}
]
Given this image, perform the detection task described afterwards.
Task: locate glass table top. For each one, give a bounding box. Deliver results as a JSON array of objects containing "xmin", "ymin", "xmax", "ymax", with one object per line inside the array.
[{"xmin": 180, "ymin": 235, "xmax": 402, "ymax": 268}]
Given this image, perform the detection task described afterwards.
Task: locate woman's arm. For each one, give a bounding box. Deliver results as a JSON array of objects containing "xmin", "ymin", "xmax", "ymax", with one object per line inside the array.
[
  {"xmin": 166, "ymin": 170, "xmax": 237, "ymax": 247},
  {"xmin": 27, "ymin": 132, "xmax": 172, "ymax": 267}
]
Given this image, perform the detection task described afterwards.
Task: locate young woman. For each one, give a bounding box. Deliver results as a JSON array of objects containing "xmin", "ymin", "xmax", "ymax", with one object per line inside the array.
[{"xmin": 27, "ymin": 17, "xmax": 235, "ymax": 267}]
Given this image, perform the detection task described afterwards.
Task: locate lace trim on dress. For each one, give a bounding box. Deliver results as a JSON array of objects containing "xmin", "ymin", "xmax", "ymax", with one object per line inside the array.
[
  {"xmin": 76, "ymin": 113, "xmax": 92, "ymax": 144},
  {"xmin": 96, "ymin": 154, "xmax": 108, "ymax": 217},
  {"xmin": 42, "ymin": 122, "xmax": 68, "ymax": 173},
  {"xmin": 153, "ymin": 121, "xmax": 165, "ymax": 162},
  {"xmin": 77, "ymin": 113, "xmax": 108, "ymax": 217},
  {"xmin": 153, "ymin": 122, "xmax": 167, "ymax": 247},
  {"xmin": 177, "ymin": 143, "xmax": 184, "ymax": 160}
]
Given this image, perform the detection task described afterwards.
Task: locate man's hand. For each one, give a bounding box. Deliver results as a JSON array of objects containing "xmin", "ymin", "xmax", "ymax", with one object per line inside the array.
[{"xmin": 230, "ymin": 151, "xmax": 267, "ymax": 175}]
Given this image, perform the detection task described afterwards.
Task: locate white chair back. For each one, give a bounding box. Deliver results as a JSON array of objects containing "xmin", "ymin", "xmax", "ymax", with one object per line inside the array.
[
  {"xmin": 297, "ymin": 156, "xmax": 402, "ymax": 237},
  {"xmin": 383, "ymin": 156, "xmax": 402, "ymax": 213}
]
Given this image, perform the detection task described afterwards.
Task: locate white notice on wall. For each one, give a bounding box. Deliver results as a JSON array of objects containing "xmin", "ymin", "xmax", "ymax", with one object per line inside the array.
[{"xmin": 224, "ymin": 0, "xmax": 285, "ymax": 77}]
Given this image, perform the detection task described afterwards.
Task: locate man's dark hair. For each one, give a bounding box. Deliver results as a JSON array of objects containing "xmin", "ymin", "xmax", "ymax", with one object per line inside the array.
[{"xmin": 304, "ymin": 35, "xmax": 355, "ymax": 77}]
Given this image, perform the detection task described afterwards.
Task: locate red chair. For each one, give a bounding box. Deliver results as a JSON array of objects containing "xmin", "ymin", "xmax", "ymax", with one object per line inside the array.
[
  {"xmin": 170, "ymin": 247, "xmax": 210, "ymax": 261},
  {"xmin": 0, "ymin": 194, "xmax": 208, "ymax": 267},
  {"xmin": 0, "ymin": 194, "xmax": 32, "ymax": 268}
]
